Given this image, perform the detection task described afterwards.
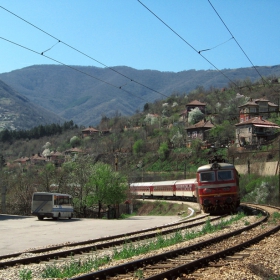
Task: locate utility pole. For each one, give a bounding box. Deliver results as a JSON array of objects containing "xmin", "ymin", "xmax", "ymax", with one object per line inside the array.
[
  {"xmin": 1, "ymin": 185, "xmax": 6, "ymax": 213},
  {"xmin": 279, "ymin": 139, "xmax": 280, "ymax": 204},
  {"xmin": 184, "ymin": 156, "xmax": 187, "ymax": 178},
  {"xmin": 115, "ymin": 154, "xmax": 118, "ymax": 172}
]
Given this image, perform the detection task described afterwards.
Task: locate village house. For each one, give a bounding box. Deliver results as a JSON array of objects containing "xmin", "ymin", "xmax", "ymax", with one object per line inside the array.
[
  {"xmin": 185, "ymin": 119, "xmax": 214, "ymax": 143},
  {"xmin": 81, "ymin": 126, "xmax": 99, "ymax": 137},
  {"xmin": 238, "ymin": 97, "xmax": 278, "ymax": 123},
  {"xmin": 236, "ymin": 97, "xmax": 280, "ymax": 147},
  {"xmin": 30, "ymin": 153, "xmax": 46, "ymax": 165},
  {"xmin": 46, "ymin": 151, "xmax": 65, "ymax": 166},
  {"xmin": 185, "ymin": 100, "xmax": 206, "ymax": 118},
  {"xmin": 235, "ymin": 116, "xmax": 280, "ymax": 147}
]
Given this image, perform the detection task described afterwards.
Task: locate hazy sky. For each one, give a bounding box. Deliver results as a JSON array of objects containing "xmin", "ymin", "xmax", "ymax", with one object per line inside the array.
[{"xmin": 0, "ymin": 0, "xmax": 279, "ymax": 74}]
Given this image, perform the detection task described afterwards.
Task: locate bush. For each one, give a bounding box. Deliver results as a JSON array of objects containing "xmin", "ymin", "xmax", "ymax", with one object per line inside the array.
[{"xmin": 158, "ymin": 142, "xmax": 169, "ymax": 160}]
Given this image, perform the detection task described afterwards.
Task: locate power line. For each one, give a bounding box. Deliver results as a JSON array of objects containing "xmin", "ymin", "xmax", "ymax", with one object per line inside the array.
[
  {"xmin": 207, "ymin": 0, "xmax": 269, "ymax": 87},
  {"xmin": 137, "ymin": 0, "xmax": 241, "ymax": 90},
  {"xmin": 0, "ymin": 36, "xmax": 147, "ymax": 102},
  {"xmin": 198, "ymin": 37, "xmax": 233, "ymax": 54},
  {"xmin": 0, "ymin": 5, "xmax": 169, "ymax": 99}
]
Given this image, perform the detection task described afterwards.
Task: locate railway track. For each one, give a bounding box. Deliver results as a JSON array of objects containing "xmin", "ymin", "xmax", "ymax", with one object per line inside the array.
[
  {"xmin": 1, "ymin": 204, "xmax": 278, "ymax": 279},
  {"xmin": 67, "ymin": 204, "xmax": 279, "ymax": 280},
  {"xmin": 0, "ymin": 212, "xmax": 214, "ymax": 268}
]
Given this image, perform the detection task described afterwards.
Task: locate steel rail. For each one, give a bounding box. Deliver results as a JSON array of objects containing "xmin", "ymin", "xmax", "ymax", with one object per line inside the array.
[
  {"xmin": 0, "ymin": 213, "xmax": 208, "ymax": 261},
  {"xmin": 69, "ymin": 207, "xmax": 269, "ymax": 280},
  {"xmin": 1, "ymin": 214, "xmax": 224, "ymax": 268}
]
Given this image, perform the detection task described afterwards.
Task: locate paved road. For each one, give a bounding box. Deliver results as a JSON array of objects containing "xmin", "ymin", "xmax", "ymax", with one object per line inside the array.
[{"xmin": 0, "ymin": 214, "xmax": 183, "ymax": 256}]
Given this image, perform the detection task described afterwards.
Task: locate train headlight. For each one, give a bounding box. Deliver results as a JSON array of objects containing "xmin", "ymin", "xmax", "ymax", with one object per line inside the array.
[
  {"xmin": 226, "ymin": 197, "xmax": 233, "ymax": 204},
  {"xmin": 203, "ymin": 199, "xmax": 210, "ymax": 206},
  {"xmin": 203, "ymin": 188, "xmax": 212, "ymax": 193}
]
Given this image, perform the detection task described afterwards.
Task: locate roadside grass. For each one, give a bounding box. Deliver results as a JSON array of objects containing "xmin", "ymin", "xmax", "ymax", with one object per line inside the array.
[
  {"xmin": 134, "ymin": 200, "xmax": 193, "ymax": 217},
  {"xmin": 37, "ymin": 212, "xmax": 250, "ymax": 279}
]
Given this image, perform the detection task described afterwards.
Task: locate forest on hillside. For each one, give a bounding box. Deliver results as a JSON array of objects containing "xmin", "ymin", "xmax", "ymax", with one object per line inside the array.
[
  {"xmin": 1, "ymin": 76, "xmax": 280, "ymax": 217},
  {"xmin": 1, "ymin": 64, "xmax": 280, "ymax": 126}
]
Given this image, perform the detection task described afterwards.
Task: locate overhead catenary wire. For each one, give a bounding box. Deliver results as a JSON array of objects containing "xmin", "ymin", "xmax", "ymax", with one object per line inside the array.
[
  {"xmin": 137, "ymin": 0, "xmax": 241, "ymax": 90},
  {"xmin": 198, "ymin": 37, "xmax": 233, "ymax": 54},
  {"xmin": 0, "ymin": 5, "xmax": 169, "ymax": 99},
  {"xmin": 207, "ymin": 0, "xmax": 270, "ymax": 88},
  {"xmin": 0, "ymin": 36, "xmax": 147, "ymax": 102}
]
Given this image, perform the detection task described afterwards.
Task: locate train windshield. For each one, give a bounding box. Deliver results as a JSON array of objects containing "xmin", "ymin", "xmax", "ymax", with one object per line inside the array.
[
  {"xmin": 200, "ymin": 171, "xmax": 215, "ymax": 182},
  {"xmin": 217, "ymin": 170, "xmax": 233, "ymax": 181}
]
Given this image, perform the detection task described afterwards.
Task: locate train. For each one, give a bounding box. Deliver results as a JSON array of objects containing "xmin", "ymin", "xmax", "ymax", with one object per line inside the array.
[{"xmin": 130, "ymin": 156, "xmax": 240, "ymax": 214}]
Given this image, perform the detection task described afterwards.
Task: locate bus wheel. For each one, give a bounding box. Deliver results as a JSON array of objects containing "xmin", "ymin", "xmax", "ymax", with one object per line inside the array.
[
  {"xmin": 52, "ymin": 217, "xmax": 58, "ymax": 220},
  {"xmin": 38, "ymin": 216, "xmax": 43, "ymax": 220}
]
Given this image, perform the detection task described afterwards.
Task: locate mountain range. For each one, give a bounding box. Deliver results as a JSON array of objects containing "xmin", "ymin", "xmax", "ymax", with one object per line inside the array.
[{"xmin": 1, "ymin": 64, "xmax": 280, "ymax": 130}]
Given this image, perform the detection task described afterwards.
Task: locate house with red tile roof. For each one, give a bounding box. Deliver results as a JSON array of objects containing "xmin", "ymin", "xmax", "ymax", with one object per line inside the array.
[
  {"xmin": 186, "ymin": 100, "xmax": 206, "ymax": 118},
  {"xmin": 186, "ymin": 119, "xmax": 214, "ymax": 141},
  {"xmin": 81, "ymin": 126, "xmax": 99, "ymax": 137},
  {"xmin": 235, "ymin": 116, "xmax": 280, "ymax": 147},
  {"xmin": 238, "ymin": 97, "xmax": 278, "ymax": 123}
]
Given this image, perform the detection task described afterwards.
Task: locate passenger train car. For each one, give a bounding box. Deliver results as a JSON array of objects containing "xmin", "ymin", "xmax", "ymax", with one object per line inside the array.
[
  {"xmin": 130, "ymin": 156, "xmax": 240, "ymax": 214},
  {"xmin": 130, "ymin": 178, "xmax": 197, "ymax": 202}
]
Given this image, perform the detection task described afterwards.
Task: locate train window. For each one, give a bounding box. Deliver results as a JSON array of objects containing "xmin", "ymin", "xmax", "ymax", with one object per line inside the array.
[
  {"xmin": 200, "ymin": 172, "xmax": 215, "ymax": 182},
  {"xmin": 217, "ymin": 170, "xmax": 233, "ymax": 181}
]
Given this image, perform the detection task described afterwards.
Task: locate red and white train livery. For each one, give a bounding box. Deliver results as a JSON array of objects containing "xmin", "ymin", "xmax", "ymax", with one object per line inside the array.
[
  {"xmin": 130, "ymin": 156, "xmax": 240, "ymax": 214},
  {"xmin": 130, "ymin": 179, "xmax": 197, "ymax": 202}
]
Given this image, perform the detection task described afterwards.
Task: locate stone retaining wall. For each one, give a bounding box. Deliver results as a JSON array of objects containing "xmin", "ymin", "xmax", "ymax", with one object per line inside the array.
[{"xmin": 235, "ymin": 161, "xmax": 279, "ymax": 176}]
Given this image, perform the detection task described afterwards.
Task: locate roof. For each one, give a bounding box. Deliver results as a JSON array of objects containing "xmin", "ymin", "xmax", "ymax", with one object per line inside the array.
[
  {"xmin": 239, "ymin": 98, "xmax": 278, "ymax": 108},
  {"xmin": 14, "ymin": 157, "xmax": 30, "ymax": 163},
  {"xmin": 197, "ymin": 162, "xmax": 235, "ymax": 172},
  {"xmin": 238, "ymin": 101, "xmax": 258, "ymax": 108},
  {"xmin": 186, "ymin": 100, "xmax": 206, "ymax": 106},
  {"xmin": 82, "ymin": 127, "xmax": 99, "ymax": 132},
  {"xmin": 50, "ymin": 151, "xmax": 63, "ymax": 156},
  {"xmin": 65, "ymin": 147, "xmax": 84, "ymax": 153},
  {"xmin": 268, "ymin": 101, "xmax": 278, "ymax": 107},
  {"xmin": 30, "ymin": 154, "xmax": 46, "ymax": 161},
  {"xmin": 186, "ymin": 119, "xmax": 214, "ymax": 130},
  {"xmin": 255, "ymin": 97, "xmax": 269, "ymax": 102},
  {"xmin": 235, "ymin": 116, "xmax": 280, "ymax": 127}
]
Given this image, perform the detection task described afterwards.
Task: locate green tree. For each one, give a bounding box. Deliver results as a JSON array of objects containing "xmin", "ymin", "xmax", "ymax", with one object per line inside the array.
[
  {"xmin": 207, "ymin": 120, "xmax": 235, "ymax": 145},
  {"xmin": 133, "ymin": 139, "xmax": 144, "ymax": 155},
  {"xmin": 38, "ymin": 163, "xmax": 56, "ymax": 192},
  {"xmin": 87, "ymin": 163, "xmax": 127, "ymax": 218},
  {"xmin": 62, "ymin": 157, "xmax": 94, "ymax": 217}
]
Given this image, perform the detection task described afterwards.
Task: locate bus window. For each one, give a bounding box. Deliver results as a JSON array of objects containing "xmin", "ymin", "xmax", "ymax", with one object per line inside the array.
[
  {"xmin": 33, "ymin": 194, "xmax": 52, "ymax": 201},
  {"xmin": 217, "ymin": 170, "xmax": 233, "ymax": 181},
  {"xmin": 54, "ymin": 196, "xmax": 72, "ymax": 205},
  {"xmin": 200, "ymin": 172, "xmax": 215, "ymax": 182}
]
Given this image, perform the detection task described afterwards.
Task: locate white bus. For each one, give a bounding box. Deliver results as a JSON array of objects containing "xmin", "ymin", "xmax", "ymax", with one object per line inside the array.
[{"xmin": 31, "ymin": 192, "xmax": 74, "ymax": 220}]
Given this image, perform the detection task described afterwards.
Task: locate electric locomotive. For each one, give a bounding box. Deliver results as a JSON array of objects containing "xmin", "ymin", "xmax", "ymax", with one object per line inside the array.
[{"xmin": 196, "ymin": 156, "xmax": 240, "ymax": 213}]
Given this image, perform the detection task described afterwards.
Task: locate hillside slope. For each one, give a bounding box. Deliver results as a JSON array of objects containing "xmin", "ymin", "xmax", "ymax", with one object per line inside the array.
[
  {"xmin": 1, "ymin": 64, "xmax": 280, "ymax": 126},
  {"xmin": 0, "ymin": 79, "xmax": 64, "ymax": 130}
]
